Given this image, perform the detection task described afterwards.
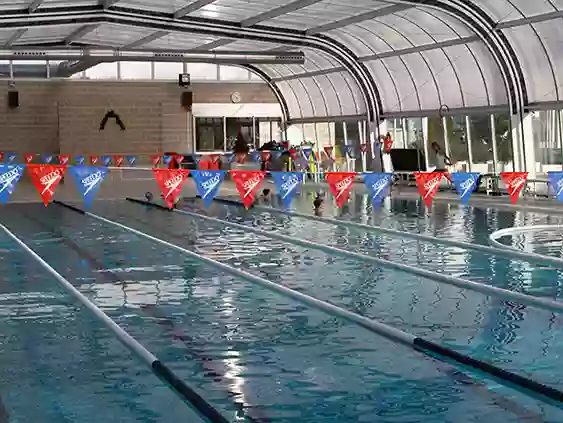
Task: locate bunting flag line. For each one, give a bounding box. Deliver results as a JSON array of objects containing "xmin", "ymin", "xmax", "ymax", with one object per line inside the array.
[
  {"xmin": 75, "ymin": 155, "xmax": 86, "ymax": 165},
  {"xmin": 500, "ymin": 172, "xmax": 528, "ymax": 204},
  {"xmin": 271, "ymin": 171, "xmax": 304, "ymax": 209},
  {"xmin": 326, "ymin": 172, "xmax": 356, "ymax": 208},
  {"xmin": 152, "ymin": 168, "xmax": 190, "ymax": 209},
  {"xmin": 113, "ymin": 155, "xmax": 124, "ymax": 167},
  {"xmin": 548, "ymin": 171, "xmax": 563, "ymax": 202},
  {"xmin": 363, "ymin": 172, "xmax": 393, "ymax": 206},
  {"xmin": 0, "ymin": 164, "xmax": 25, "ymax": 205},
  {"xmin": 414, "ymin": 172, "xmax": 444, "ymax": 207},
  {"xmin": 101, "ymin": 155, "xmax": 112, "ymax": 167},
  {"xmin": 230, "ymin": 170, "xmax": 265, "ymax": 209},
  {"xmin": 191, "ymin": 170, "xmax": 226, "ymax": 208},
  {"xmin": 69, "ymin": 166, "xmax": 109, "ymax": 208},
  {"xmin": 451, "ymin": 172, "xmax": 480, "ymax": 203},
  {"xmin": 27, "ymin": 164, "xmax": 67, "ymax": 206}
]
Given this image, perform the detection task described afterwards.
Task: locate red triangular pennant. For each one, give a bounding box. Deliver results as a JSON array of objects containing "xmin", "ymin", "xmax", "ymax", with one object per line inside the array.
[
  {"xmin": 174, "ymin": 155, "xmax": 184, "ymax": 165},
  {"xmin": 0, "ymin": 153, "xmax": 4, "ymax": 162},
  {"xmin": 325, "ymin": 172, "xmax": 356, "ymax": 208},
  {"xmin": 151, "ymin": 155, "xmax": 162, "ymax": 166},
  {"xmin": 289, "ymin": 149, "xmax": 297, "ymax": 160},
  {"xmin": 27, "ymin": 164, "xmax": 67, "ymax": 206},
  {"xmin": 209, "ymin": 154, "xmax": 220, "ymax": 164},
  {"xmin": 59, "ymin": 154, "xmax": 71, "ymax": 165},
  {"xmin": 324, "ymin": 146, "xmax": 334, "ymax": 158},
  {"xmin": 261, "ymin": 151, "xmax": 271, "ymax": 162},
  {"xmin": 414, "ymin": 172, "xmax": 444, "ymax": 207},
  {"xmin": 24, "ymin": 154, "xmax": 35, "ymax": 164},
  {"xmin": 89, "ymin": 155, "xmax": 99, "ymax": 165},
  {"xmin": 359, "ymin": 143, "xmax": 368, "ymax": 153},
  {"xmin": 152, "ymin": 168, "xmax": 190, "ymax": 209},
  {"xmin": 500, "ymin": 172, "xmax": 528, "ymax": 204},
  {"xmin": 113, "ymin": 155, "xmax": 124, "ymax": 167},
  {"xmin": 230, "ymin": 170, "xmax": 265, "ymax": 209},
  {"xmin": 235, "ymin": 153, "xmax": 247, "ymax": 164}
]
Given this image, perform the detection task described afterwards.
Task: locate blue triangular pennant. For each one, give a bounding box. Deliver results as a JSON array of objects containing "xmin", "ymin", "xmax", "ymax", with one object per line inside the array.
[
  {"xmin": 126, "ymin": 155, "xmax": 136, "ymax": 166},
  {"xmin": 192, "ymin": 154, "xmax": 201, "ymax": 164},
  {"xmin": 302, "ymin": 148, "xmax": 313, "ymax": 161},
  {"xmin": 363, "ymin": 172, "xmax": 393, "ymax": 205},
  {"xmin": 344, "ymin": 145, "xmax": 354, "ymax": 158},
  {"xmin": 42, "ymin": 154, "xmax": 53, "ymax": 164},
  {"xmin": 75, "ymin": 155, "xmax": 86, "ymax": 165},
  {"xmin": 69, "ymin": 166, "xmax": 108, "ymax": 208},
  {"xmin": 271, "ymin": 171, "xmax": 303, "ymax": 209},
  {"xmin": 223, "ymin": 152, "xmax": 235, "ymax": 164},
  {"xmin": 191, "ymin": 170, "xmax": 226, "ymax": 208},
  {"xmin": 100, "ymin": 156, "xmax": 112, "ymax": 167},
  {"xmin": 271, "ymin": 151, "xmax": 282, "ymax": 161},
  {"xmin": 163, "ymin": 155, "xmax": 172, "ymax": 166},
  {"xmin": 6, "ymin": 154, "xmax": 16, "ymax": 163},
  {"xmin": 250, "ymin": 150, "xmax": 261, "ymax": 162},
  {"xmin": 451, "ymin": 172, "xmax": 480, "ymax": 203},
  {"xmin": 0, "ymin": 164, "xmax": 25, "ymax": 205},
  {"xmin": 548, "ymin": 171, "xmax": 563, "ymax": 201}
]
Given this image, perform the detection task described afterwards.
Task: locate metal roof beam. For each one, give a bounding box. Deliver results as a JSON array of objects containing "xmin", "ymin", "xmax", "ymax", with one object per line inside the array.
[
  {"xmin": 4, "ymin": 29, "xmax": 27, "ymax": 47},
  {"xmin": 189, "ymin": 38, "xmax": 233, "ymax": 50},
  {"xmin": 63, "ymin": 24, "xmax": 100, "ymax": 44},
  {"xmin": 28, "ymin": 0, "xmax": 44, "ymax": 13},
  {"xmin": 241, "ymin": 0, "xmax": 325, "ymax": 27},
  {"xmin": 496, "ymin": 10, "xmax": 563, "ymax": 29},
  {"xmin": 307, "ymin": 4, "xmax": 412, "ymax": 34},
  {"xmin": 122, "ymin": 30, "xmax": 169, "ymax": 49},
  {"xmin": 174, "ymin": 0, "xmax": 217, "ymax": 19}
]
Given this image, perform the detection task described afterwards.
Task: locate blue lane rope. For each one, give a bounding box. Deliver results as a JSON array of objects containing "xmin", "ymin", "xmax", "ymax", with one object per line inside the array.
[
  {"xmin": 0, "ymin": 218, "xmax": 229, "ymax": 423},
  {"xmin": 54, "ymin": 199, "xmax": 563, "ymax": 407}
]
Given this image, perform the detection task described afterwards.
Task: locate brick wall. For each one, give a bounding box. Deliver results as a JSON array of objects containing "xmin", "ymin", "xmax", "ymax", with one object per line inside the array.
[{"xmin": 0, "ymin": 80, "xmax": 277, "ymax": 161}]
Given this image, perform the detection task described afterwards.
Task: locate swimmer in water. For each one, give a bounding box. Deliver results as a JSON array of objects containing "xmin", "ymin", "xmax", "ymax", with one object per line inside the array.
[{"xmin": 261, "ymin": 188, "xmax": 271, "ymax": 202}]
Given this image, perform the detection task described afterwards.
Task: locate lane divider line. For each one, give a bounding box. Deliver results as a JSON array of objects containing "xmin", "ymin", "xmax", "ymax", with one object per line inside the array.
[
  {"xmin": 490, "ymin": 225, "xmax": 563, "ymax": 253},
  {"xmin": 126, "ymin": 198, "xmax": 563, "ymax": 315},
  {"xmin": 204, "ymin": 196, "xmax": 563, "ymax": 268},
  {"xmin": 0, "ymin": 220, "xmax": 229, "ymax": 423},
  {"xmin": 55, "ymin": 200, "xmax": 563, "ymax": 406}
]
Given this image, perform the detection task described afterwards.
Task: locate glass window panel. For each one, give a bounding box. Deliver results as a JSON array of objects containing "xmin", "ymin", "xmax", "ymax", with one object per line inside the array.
[
  {"xmin": 378, "ymin": 56, "xmax": 420, "ymax": 111},
  {"xmin": 85, "ymin": 62, "xmax": 118, "ymax": 79},
  {"xmin": 154, "ymin": 62, "xmax": 182, "ymax": 80},
  {"xmin": 226, "ymin": 117, "xmax": 254, "ymax": 149},
  {"xmin": 406, "ymin": 118, "xmax": 424, "ymax": 150},
  {"xmin": 444, "ymin": 116, "xmax": 469, "ymax": 171},
  {"xmin": 195, "ymin": 117, "xmax": 224, "ymax": 152},
  {"xmin": 187, "ymin": 63, "xmax": 217, "ymax": 81},
  {"xmin": 532, "ymin": 20, "xmax": 563, "ymax": 102},
  {"xmin": 363, "ymin": 60, "xmax": 399, "ymax": 112},
  {"xmin": 298, "ymin": 77, "xmax": 328, "ymax": 117},
  {"xmin": 427, "ymin": 117, "xmax": 446, "ymax": 168},
  {"xmin": 219, "ymin": 66, "xmax": 249, "ymax": 81},
  {"xmin": 276, "ymin": 81, "xmax": 303, "ymax": 118},
  {"xmin": 400, "ymin": 53, "xmax": 441, "ymax": 110},
  {"xmin": 503, "ymin": 26, "xmax": 555, "ymax": 102},
  {"xmin": 335, "ymin": 121, "xmax": 344, "ymax": 145},
  {"xmin": 303, "ymin": 123, "xmax": 316, "ymax": 143},
  {"xmin": 421, "ymin": 50, "xmax": 464, "ymax": 109},
  {"xmin": 469, "ymin": 114, "xmax": 494, "ymax": 173},
  {"xmin": 257, "ymin": 118, "xmax": 281, "ymax": 146},
  {"xmin": 532, "ymin": 110, "xmax": 563, "ymax": 174},
  {"xmin": 340, "ymin": 72, "xmax": 366, "ymax": 115},
  {"xmin": 442, "ymin": 43, "xmax": 492, "ymax": 107},
  {"xmin": 119, "ymin": 61, "xmax": 151, "ymax": 79},
  {"xmin": 281, "ymin": 80, "xmax": 314, "ymax": 117},
  {"xmin": 494, "ymin": 112, "xmax": 514, "ymax": 171}
]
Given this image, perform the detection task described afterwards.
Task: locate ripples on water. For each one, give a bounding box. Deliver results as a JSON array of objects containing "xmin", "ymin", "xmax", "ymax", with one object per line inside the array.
[{"xmin": 1, "ymin": 197, "xmax": 563, "ymax": 422}]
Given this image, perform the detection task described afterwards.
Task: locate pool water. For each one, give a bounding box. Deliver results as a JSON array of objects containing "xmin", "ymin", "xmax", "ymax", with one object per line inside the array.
[{"xmin": 1, "ymin": 194, "xmax": 563, "ymax": 422}]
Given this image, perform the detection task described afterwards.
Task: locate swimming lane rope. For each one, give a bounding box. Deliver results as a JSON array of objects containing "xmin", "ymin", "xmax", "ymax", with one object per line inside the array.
[
  {"xmin": 0, "ymin": 221, "xmax": 229, "ymax": 423},
  {"xmin": 490, "ymin": 225, "xmax": 563, "ymax": 254},
  {"xmin": 53, "ymin": 200, "xmax": 563, "ymax": 406},
  {"xmin": 213, "ymin": 198, "xmax": 563, "ymax": 269}
]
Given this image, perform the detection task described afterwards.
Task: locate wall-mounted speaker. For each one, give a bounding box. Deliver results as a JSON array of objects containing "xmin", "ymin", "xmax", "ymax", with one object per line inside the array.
[
  {"xmin": 8, "ymin": 91, "xmax": 19, "ymax": 109},
  {"xmin": 181, "ymin": 91, "xmax": 193, "ymax": 111}
]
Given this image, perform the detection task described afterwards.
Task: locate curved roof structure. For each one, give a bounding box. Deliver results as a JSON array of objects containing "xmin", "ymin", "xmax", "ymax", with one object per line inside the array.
[{"xmin": 0, "ymin": 0, "xmax": 561, "ymax": 122}]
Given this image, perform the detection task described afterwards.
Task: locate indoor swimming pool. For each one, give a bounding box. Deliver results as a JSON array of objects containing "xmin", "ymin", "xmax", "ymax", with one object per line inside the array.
[{"xmin": 2, "ymin": 195, "xmax": 563, "ymax": 422}]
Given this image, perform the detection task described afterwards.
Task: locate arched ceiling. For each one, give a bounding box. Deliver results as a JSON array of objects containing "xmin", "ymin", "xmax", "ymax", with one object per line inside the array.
[{"xmin": 0, "ymin": 0, "xmax": 561, "ymax": 122}]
